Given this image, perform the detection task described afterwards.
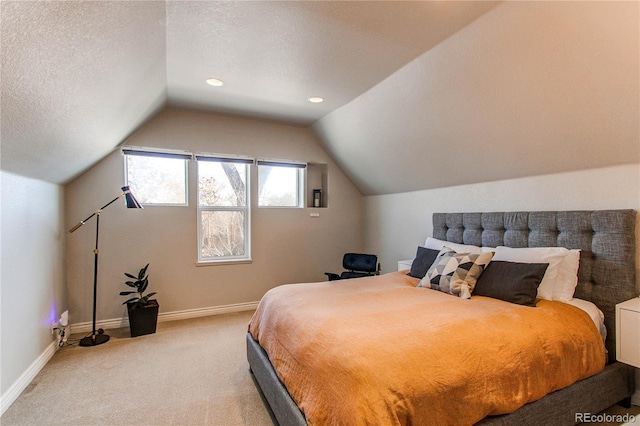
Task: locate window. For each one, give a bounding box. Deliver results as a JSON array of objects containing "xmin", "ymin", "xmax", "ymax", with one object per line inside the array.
[
  {"xmin": 257, "ymin": 160, "xmax": 306, "ymax": 208},
  {"xmin": 123, "ymin": 148, "xmax": 191, "ymax": 206},
  {"xmin": 197, "ymin": 155, "xmax": 252, "ymax": 262}
]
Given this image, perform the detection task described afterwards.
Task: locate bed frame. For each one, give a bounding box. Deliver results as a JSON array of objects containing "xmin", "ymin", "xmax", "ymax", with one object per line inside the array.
[{"xmin": 247, "ymin": 210, "xmax": 637, "ymax": 425}]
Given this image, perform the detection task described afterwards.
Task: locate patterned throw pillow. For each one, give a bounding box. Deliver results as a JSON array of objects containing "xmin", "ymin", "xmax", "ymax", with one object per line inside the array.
[{"xmin": 418, "ymin": 247, "xmax": 494, "ymax": 298}]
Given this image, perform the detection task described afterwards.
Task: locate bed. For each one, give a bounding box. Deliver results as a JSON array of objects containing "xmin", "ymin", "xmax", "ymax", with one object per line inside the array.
[{"xmin": 247, "ymin": 210, "xmax": 637, "ymax": 425}]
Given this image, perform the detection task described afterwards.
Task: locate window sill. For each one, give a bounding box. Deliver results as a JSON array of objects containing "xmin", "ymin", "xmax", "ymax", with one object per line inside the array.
[
  {"xmin": 258, "ymin": 206, "xmax": 303, "ymax": 209},
  {"xmin": 196, "ymin": 259, "xmax": 253, "ymax": 267}
]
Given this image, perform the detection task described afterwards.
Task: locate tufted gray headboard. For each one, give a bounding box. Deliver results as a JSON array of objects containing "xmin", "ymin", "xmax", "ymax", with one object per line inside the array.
[{"xmin": 433, "ymin": 210, "xmax": 637, "ymax": 363}]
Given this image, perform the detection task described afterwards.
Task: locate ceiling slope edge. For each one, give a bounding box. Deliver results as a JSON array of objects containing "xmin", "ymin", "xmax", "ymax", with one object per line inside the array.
[{"xmin": 312, "ymin": 1, "xmax": 640, "ymax": 196}]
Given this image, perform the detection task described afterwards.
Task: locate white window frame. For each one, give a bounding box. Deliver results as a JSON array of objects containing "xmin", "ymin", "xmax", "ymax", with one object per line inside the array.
[
  {"xmin": 196, "ymin": 154, "xmax": 253, "ymax": 264},
  {"xmin": 257, "ymin": 159, "xmax": 306, "ymax": 208},
  {"xmin": 122, "ymin": 146, "xmax": 191, "ymax": 207}
]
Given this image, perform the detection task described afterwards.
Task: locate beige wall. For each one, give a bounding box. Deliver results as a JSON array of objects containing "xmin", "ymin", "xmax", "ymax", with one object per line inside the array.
[
  {"xmin": 1, "ymin": 171, "xmax": 65, "ymax": 398},
  {"xmin": 64, "ymin": 107, "xmax": 363, "ymax": 324}
]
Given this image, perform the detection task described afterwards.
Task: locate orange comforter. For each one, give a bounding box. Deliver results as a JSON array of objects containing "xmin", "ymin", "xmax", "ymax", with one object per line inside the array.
[{"xmin": 248, "ymin": 271, "xmax": 605, "ymax": 425}]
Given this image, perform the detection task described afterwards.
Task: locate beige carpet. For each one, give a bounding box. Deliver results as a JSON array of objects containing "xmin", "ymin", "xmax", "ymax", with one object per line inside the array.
[
  {"xmin": 1, "ymin": 311, "xmax": 272, "ymax": 426},
  {"xmin": 2, "ymin": 310, "xmax": 638, "ymax": 426}
]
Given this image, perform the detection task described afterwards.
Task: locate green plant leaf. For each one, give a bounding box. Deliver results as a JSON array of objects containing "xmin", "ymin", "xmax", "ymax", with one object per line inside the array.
[
  {"xmin": 122, "ymin": 264, "xmax": 155, "ymax": 303},
  {"xmin": 139, "ymin": 278, "xmax": 149, "ymax": 293},
  {"xmin": 138, "ymin": 263, "xmax": 149, "ymax": 280}
]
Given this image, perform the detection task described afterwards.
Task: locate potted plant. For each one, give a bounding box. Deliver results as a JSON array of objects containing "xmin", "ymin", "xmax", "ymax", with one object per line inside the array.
[{"xmin": 120, "ymin": 263, "xmax": 159, "ymax": 337}]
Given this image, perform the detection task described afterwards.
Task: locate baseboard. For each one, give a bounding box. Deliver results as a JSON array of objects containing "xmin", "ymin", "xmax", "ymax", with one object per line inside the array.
[
  {"xmin": 2, "ymin": 302, "xmax": 257, "ymax": 415},
  {"xmin": 0, "ymin": 340, "xmax": 58, "ymax": 416},
  {"xmin": 158, "ymin": 301, "xmax": 259, "ymax": 323},
  {"xmin": 70, "ymin": 301, "xmax": 260, "ymax": 334}
]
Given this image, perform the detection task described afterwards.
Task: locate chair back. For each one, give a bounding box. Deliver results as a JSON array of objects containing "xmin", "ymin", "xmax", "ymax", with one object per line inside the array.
[{"xmin": 342, "ymin": 253, "xmax": 378, "ymax": 273}]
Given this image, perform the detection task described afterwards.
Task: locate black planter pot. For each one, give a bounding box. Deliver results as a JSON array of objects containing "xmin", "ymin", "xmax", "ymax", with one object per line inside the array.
[{"xmin": 127, "ymin": 300, "xmax": 159, "ymax": 337}]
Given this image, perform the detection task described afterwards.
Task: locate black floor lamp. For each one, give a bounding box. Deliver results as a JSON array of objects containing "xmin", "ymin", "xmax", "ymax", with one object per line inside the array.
[{"xmin": 69, "ymin": 186, "xmax": 143, "ymax": 346}]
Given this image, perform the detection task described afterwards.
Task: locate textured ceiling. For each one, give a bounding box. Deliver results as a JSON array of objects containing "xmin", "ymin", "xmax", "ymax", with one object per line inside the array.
[
  {"xmin": 314, "ymin": 1, "xmax": 640, "ymax": 195},
  {"xmin": 1, "ymin": 1, "xmax": 167, "ymax": 184},
  {"xmin": 0, "ymin": 0, "xmax": 498, "ymax": 185},
  {"xmin": 166, "ymin": 1, "xmax": 498, "ymax": 124},
  {"xmin": 2, "ymin": 1, "xmax": 637, "ymax": 196}
]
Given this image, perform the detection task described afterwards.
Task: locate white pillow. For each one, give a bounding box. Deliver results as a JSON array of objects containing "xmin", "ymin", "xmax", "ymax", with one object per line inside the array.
[
  {"xmin": 553, "ymin": 249, "xmax": 580, "ymax": 302},
  {"xmin": 564, "ymin": 298, "xmax": 606, "ymax": 341},
  {"xmin": 492, "ymin": 246, "xmax": 570, "ymax": 301},
  {"xmin": 424, "ymin": 237, "xmax": 482, "ymax": 254}
]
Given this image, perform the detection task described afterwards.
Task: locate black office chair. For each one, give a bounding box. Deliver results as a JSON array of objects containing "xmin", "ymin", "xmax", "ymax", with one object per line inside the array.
[{"xmin": 325, "ymin": 253, "xmax": 379, "ymax": 281}]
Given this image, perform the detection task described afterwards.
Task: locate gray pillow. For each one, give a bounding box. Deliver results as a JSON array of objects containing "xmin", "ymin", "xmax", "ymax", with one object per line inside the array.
[
  {"xmin": 409, "ymin": 247, "xmax": 440, "ymax": 279},
  {"xmin": 473, "ymin": 261, "xmax": 549, "ymax": 307}
]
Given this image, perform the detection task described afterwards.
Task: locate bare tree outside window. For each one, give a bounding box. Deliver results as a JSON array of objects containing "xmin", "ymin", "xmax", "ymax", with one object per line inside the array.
[
  {"xmin": 198, "ymin": 161, "xmax": 249, "ymax": 261},
  {"xmin": 200, "ymin": 211, "xmax": 245, "ymax": 257},
  {"xmin": 126, "ymin": 155, "xmax": 187, "ymax": 205}
]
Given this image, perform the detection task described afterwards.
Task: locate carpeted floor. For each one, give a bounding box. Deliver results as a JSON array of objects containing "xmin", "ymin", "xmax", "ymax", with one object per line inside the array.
[
  {"xmin": 2, "ymin": 310, "xmax": 638, "ymax": 425},
  {"xmin": 1, "ymin": 311, "xmax": 272, "ymax": 426}
]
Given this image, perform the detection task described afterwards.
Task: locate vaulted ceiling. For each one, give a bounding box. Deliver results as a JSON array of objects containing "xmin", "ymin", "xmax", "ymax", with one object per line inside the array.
[{"xmin": 2, "ymin": 1, "xmax": 638, "ymax": 195}]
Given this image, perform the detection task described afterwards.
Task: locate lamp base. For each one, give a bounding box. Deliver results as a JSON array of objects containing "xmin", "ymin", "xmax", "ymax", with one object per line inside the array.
[{"xmin": 79, "ymin": 333, "xmax": 110, "ymax": 347}]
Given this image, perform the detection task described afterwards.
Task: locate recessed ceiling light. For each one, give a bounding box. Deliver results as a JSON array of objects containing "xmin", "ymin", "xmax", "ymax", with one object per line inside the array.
[
  {"xmin": 206, "ymin": 78, "xmax": 224, "ymax": 87},
  {"xmin": 308, "ymin": 97, "xmax": 324, "ymax": 103}
]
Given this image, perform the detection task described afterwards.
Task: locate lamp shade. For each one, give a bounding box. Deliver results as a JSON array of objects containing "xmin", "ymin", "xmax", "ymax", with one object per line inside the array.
[{"xmin": 121, "ymin": 186, "xmax": 143, "ymax": 209}]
